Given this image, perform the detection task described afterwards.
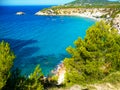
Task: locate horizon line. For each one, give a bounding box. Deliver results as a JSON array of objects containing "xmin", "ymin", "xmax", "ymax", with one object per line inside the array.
[{"xmin": 0, "ymin": 4, "xmax": 59, "ymax": 6}]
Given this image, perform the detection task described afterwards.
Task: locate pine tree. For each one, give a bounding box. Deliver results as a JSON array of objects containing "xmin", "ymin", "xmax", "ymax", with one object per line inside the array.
[
  {"xmin": 24, "ymin": 65, "xmax": 44, "ymax": 90},
  {"xmin": 0, "ymin": 41, "xmax": 15, "ymax": 89},
  {"xmin": 64, "ymin": 21, "xmax": 120, "ymax": 85}
]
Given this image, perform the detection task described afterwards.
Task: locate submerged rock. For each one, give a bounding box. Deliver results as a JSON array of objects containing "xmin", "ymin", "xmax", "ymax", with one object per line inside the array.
[{"xmin": 16, "ymin": 12, "xmax": 25, "ymax": 15}]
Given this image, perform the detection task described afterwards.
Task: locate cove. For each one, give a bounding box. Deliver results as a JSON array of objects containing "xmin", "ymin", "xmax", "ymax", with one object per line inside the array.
[{"xmin": 0, "ymin": 6, "xmax": 95, "ymax": 76}]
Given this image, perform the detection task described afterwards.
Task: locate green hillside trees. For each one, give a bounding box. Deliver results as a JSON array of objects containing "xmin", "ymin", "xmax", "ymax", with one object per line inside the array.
[
  {"xmin": 0, "ymin": 41, "xmax": 15, "ymax": 89},
  {"xmin": 24, "ymin": 65, "xmax": 44, "ymax": 90},
  {"xmin": 64, "ymin": 21, "xmax": 120, "ymax": 85},
  {"xmin": 3, "ymin": 65, "xmax": 44, "ymax": 90}
]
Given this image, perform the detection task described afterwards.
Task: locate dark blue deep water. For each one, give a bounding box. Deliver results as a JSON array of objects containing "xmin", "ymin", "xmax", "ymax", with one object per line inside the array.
[{"xmin": 0, "ymin": 6, "xmax": 95, "ymax": 76}]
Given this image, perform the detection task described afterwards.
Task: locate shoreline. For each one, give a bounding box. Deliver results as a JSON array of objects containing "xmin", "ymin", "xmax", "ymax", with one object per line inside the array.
[
  {"xmin": 51, "ymin": 62, "xmax": 66, "ymax": 85},
  {"xmin": 35, "ymin": 9, "xmax": 120, "ymax": 32},
  {"xmin": 35, "ymin": 12, "xmax": 101, "ymax": 21},
  {"xmin": 35, "ymin": 8, "xmax": 110, "ymax": 21},
  {"xmin": 71, "ymin": 14, "xmax": 101, "ymax": 21}
]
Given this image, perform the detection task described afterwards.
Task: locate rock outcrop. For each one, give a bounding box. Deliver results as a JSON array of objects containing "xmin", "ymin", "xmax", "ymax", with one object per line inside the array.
[
  {"xmin": 35, "ymin": 9, "xmax": 56, "ymax": 15},
  {"xmin": 56, "ymin": 63, "xmax": 66, "ymax": 85},
  {"xmin": 51, "ymin": 63, "xmax": 66, "ymax": 85},
  {"xmin": 16, "ymin": 12, "xmax": 25, "ymax": 15},
  {"xmin": 113, "ymin": 14, "xmax": 120, "ymax": 33},
  {"xmin": 35, "ymin": 8, "xmax": 109, "ymax": 17}
]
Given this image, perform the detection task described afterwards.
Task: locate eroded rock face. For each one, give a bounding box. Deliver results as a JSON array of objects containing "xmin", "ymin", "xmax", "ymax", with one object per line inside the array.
[
  {"xmin": 16, "ymin": 12, "xmax": 25, "ymax": 15},
  {"xmin": 56, "ymin": 63, "xmax": 66, "ymax": 85},
  {"xmin": 35, "ymin": 9, "xmax": 56, "ymax": 16},
  {"xmin": 113, "ymin": 14, "xmax": 120, "ymax": 33},
  {"xmin": 35, "ymin": 8, "xmax": 109, "ymax": 16},
  {"xmin": 35, "ymin": 11, "xmax": 46, "ymax": 15}
]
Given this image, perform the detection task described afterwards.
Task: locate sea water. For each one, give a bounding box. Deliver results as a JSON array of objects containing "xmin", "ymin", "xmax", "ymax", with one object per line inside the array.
[{"xmin": 0, "ymin": 6, "xmax": 95, "ymax": 76}]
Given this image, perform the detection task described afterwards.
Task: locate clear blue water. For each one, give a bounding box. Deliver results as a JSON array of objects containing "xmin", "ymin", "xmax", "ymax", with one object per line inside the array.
[{"xmin": 0, "ymin": 6, "xmax": 95, "ymax": 76}]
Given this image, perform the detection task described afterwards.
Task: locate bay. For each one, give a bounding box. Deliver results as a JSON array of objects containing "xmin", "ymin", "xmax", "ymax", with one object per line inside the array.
[{"xmin": 0, "ymin": 6, "xmax": 95, "ymax": 76}]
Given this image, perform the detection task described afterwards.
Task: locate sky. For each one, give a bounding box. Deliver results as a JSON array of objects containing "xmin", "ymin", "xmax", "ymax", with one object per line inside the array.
[
  {"xmin": 0, "ymin": 0, "xmax": 119, "ymax": 6},
  {"xmin": 1, "ymin": 0, "xmax": 74, "ymax": 5}
]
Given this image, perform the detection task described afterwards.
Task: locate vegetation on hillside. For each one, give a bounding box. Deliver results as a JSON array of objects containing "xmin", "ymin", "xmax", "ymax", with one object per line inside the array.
[
  {"xmin": 42, "ymin": 3, "xmax": 120, "ymax": 12},
  {"xmin": 2, "ymin": 65, "xmax": 44, "ymax": 90},
  {"xmin": 66, "ymin": 0, "xmax": 120, "ymax": 6},
  {"xmin": 41, "ymin": 2, "xmax": 120, "ymax": 17},
  {"xmin": 67, "ymin": 0, "xmax": 108, "ymax": 5},
  {"xmin": 63, "ymin": 21, "xmax": 120, "ymax": 86},
  {"xmin": 41, "ymin": 0, "xmax": 120, "ymax": 12},
  {"xmin": 0, "ymin": 41, "xmax": 15, "ymax": 89}
]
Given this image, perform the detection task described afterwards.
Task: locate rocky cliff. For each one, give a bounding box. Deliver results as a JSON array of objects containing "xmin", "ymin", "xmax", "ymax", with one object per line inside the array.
[
  {"xmin": 35, "ymin": 8, "xmax": 109, "ymax": 18},
  {"xmin": 113, "ymin": 14, "xmax": 120, "ymax": 33}
]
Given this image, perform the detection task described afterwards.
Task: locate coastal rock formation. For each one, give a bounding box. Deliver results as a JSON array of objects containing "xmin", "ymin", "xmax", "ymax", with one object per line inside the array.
[
  {"xmin": 57, "ymin": 64, "xmax": 66, "ymax": 85},
  {"xmin": 35, "ymin": 9, "xmax": 56, "ymax": 15},
  {"xmin": 16, "ymin": 12, "xmax": 25, "ymax": 15},
  {"xmin": 113, "ymin": 14, "xmax": 120, "ymax": 33},
  {"xmin": 35, "ymin": 11, "xmax": 47, "ymax": 15},
  {"xmin": 35, "ymin": 8, "xmax": 112, "ymax": 21},
  {"xmin": 51, "ymin": 63, "xmax": 66, "ymax": 85}
]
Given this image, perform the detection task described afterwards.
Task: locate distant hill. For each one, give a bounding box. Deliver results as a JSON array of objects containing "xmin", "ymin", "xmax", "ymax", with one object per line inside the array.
[{"xmin": 66, "ymin": 0, "xmax": 119, "ymax": 6}]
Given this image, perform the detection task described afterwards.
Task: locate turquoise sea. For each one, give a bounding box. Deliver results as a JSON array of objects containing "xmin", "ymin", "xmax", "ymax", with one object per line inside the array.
[{"xmin": 0, "ymin": 6, "xmax": 95, "ymax": 76}]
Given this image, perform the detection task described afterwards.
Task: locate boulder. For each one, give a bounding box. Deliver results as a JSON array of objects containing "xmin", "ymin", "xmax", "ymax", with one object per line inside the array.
[{"xmin": 16, "ymin": 12, "xmax": 25, "ymax": 15}]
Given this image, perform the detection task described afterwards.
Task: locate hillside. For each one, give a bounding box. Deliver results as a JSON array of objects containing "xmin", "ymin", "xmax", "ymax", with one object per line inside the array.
[{"xmin": 66, "ymin": 0, "xmax": 119, "ymax": 6}]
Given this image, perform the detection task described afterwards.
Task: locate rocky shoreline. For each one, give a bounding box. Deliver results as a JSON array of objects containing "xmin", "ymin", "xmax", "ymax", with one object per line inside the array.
[
  {"xmin": 51, "ymin": 62, "xmax": 65, "ymax": 85},
  {"xmin": 35, "ymin": 8, "xmax": 108, "ymax": 21}
]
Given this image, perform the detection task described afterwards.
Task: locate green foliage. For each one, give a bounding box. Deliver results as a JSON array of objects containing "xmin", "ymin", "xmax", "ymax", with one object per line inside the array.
[
  {"xmin": 110, "ymin": 9, "xmax": 120, "ymax": 18},
  {"xmin": 23, "ymin": 65, "xmax": 44, "ymax": 90},
  {"xmin": 0, "ymin": 41, "xmax": 15, "ymax": 89},
  {"xmin": 2, "ymin": 68, "xmax": 26, "ymax": 90},
  {"xmin": 68, "ymin": 0, "xmax": 108, "ymax": 5},
  {"xmin": 29, "ymin": 65, "xmax": 43, "ymax": 80},
  {"xmin": 67, "ymin": 0, "xmax": 120, "ymax": 7},
  {"xmin": 64, "ymin": 21, "xmax": 120, "ymax": 86},
  {"xmin": 102, "ymin": 71, "xmax": 120, "ymax": 84},
  {"xmin": 42, "ymin": 4, "xmax": 120, "ymax": 13},
  {"xmin": 3, "ymin": 65, "xmax": 44, "ymax": 90}
]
